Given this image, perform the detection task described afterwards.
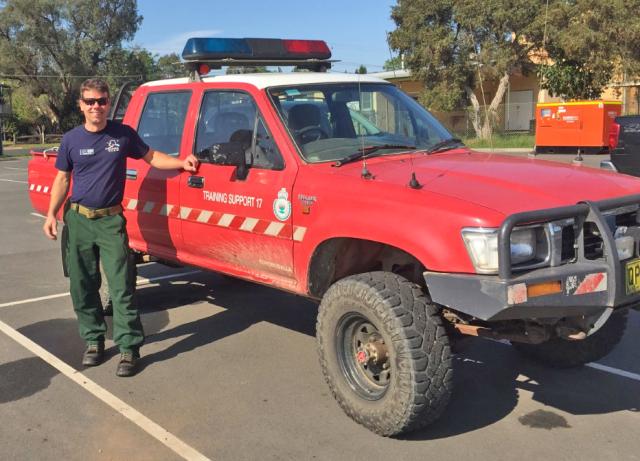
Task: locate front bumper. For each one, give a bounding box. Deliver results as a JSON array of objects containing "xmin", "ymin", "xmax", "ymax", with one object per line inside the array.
[{"xmin": 425, "ymin": 194, "xmax": 640, "ymax": 321}]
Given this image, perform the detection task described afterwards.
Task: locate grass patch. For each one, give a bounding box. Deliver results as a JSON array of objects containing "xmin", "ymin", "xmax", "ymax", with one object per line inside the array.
[{"xmin": 462, "ymin": 133, "xmax": 535, "ymax": 149}]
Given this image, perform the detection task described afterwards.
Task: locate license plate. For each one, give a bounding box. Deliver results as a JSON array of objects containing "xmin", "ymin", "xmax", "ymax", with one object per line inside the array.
[{"xmin": 625, "ymin": 258, "xmax": 640, "ymax": 294}]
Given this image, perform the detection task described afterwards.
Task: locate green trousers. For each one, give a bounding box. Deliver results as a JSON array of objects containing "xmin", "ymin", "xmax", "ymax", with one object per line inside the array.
[{"xmin": 64, "ymin": 208, "xmax": 144, "ymax": 353}]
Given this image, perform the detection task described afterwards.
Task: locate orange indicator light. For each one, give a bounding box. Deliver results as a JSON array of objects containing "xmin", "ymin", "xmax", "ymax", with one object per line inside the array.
[{"xmin": 526, "ymin": 280, "xmax": 563, "ymax": 298}]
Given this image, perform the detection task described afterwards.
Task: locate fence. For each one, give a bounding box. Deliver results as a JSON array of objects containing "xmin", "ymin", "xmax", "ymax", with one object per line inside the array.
[
  {"xmin": 432, "ymin": 102, "xmax": 536, "ymax": 139},
  {"xmin": 4, "ymin": 133, "xmax": 63, "ymax": 144}
]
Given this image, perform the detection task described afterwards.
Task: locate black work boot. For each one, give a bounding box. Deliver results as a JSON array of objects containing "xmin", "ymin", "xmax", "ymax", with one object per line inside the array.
[
  {"xmin": 116, "ymin": 351, "xmax": 139, "ymax": 377},
  {"xmin": 82, "ymin": 343, "xmax": 104, "ymax": 367}
]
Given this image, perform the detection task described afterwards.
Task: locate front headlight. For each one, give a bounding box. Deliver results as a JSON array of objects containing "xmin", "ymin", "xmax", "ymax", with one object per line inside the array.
[{"xmin": 461, "ymin": 226, "xmax": 548, "ymax": 274}]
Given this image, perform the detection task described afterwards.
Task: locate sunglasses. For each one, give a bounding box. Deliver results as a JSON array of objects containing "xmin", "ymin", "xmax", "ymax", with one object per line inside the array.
[{"xmin": 81, "ymin": 97, "xmax": 109, "ymax": 106}]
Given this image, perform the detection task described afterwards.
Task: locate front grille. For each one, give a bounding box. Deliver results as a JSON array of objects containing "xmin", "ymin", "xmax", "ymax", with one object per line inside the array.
[
  {"xmin": 561, "ymin": 225, "xmax": 576, "ymax": 261},
  {"xmin": 615, "ymin": 210, "xmax": 638, "ymax": 227},
  {"xmin": 584, "ymin": 222, "xmax": 604, "ymax": 260}
]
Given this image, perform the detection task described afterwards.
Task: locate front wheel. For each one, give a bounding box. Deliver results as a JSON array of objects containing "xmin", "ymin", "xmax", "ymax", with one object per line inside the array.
[
  {"xmin": 512, "ymin": 309, "xmax": 628, "ymax": 368},
  {"xmin": 316, "ymin": 272, "xmax": 453, "ymax": 436}
]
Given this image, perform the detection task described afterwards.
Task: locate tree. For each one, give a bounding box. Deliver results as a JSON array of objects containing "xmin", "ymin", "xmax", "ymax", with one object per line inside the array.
[
  {"xmin": 0, "ymin": 0, "xmax": 142, "ymax": 130},
  {"xmin": 388, "ymin": 0, "xmax": 546, "ymax": 139},
  {"xmin": 537, "ymin": 0, "xmax": 640, "ymax": 100},
  {"xmin": 383, "ymin": 56, "xmax": 403, "ymax": 71},
  {"xmin": 226, "ymin": 66, "xmax": 269, "ymax": 74},
  {"xmin": 355, "ymin": 65, "xmax": 368, "ymax": 74},
  {"xmin": 154, "ymin": 53, "xmax": 182, "ymax": 79},
  {"xmin": 12, "ymin": 86, "xmax": 55, "ymax": 143}
]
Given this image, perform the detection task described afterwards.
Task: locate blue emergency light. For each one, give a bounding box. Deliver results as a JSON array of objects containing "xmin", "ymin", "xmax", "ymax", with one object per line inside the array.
[{"xmin": 181, "ymin": 37, "xmax": 333, "ymax": 73}]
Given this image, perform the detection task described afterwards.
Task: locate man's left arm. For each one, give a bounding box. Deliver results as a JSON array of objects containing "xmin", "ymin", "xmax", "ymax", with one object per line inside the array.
[{"xmin": 143, "ymin": 149, "xmax": 199, "ymax": 172}]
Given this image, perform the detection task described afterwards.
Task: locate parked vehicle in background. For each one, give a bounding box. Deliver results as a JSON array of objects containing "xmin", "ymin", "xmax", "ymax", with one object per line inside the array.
[
  {"xmin": 28, "ymin": 37, "xmax": 640, "ymax": 437},
  {"xmin": 601, "ymin": 115, "xmax": 640, "ymax": 175}
]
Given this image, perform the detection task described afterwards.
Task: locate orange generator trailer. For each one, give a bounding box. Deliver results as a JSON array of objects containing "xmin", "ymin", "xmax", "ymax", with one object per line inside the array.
[{"xmin": 535, "ymin": 100, "xmax": 622, "ymax": 154}]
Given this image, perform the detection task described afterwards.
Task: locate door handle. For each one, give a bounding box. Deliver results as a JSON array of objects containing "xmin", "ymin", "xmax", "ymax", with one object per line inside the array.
[
  {"xmin": 126, "ymin": 169, "xmax": 137, "ymax": 180},
  {"xmin": 187, "ymin": 175, "xmax": 204, "ymax": 188}
]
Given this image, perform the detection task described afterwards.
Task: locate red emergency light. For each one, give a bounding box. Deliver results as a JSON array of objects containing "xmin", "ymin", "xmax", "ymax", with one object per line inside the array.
[{"xmin": 181, "ymin": 37, "xmax": 333, "ymax": 73}]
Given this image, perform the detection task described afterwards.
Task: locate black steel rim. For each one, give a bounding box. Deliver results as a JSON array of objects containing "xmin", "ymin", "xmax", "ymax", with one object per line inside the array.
[{"xmin": 335, "ymin": 312, "xmax": 391, "ymax": 401}]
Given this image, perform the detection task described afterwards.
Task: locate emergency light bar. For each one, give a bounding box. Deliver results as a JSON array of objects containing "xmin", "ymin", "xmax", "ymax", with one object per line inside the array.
[{"xmin": 181, "ymin": 37, "xmax": 333, "ymax": 74}]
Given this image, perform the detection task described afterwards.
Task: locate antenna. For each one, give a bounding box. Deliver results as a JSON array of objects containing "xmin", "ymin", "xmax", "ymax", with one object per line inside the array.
[{"xmin": 357, "ymin": 75, "xmax": 373, "ymax": 179}]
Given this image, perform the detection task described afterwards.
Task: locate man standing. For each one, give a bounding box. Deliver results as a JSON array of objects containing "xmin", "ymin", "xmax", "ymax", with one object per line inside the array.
[{"xmin": 43, "ymin": 78, "xmax": 198, "ymax": 377}]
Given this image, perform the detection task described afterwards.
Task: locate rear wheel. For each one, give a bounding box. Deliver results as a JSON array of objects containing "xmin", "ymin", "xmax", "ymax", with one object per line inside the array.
[
  {"xmin": 512, "ymin": 309, "xmax": 628, "ymax": 368},
  {"xmin": 316, "ymin": 272, "xmax": 453, "ymax": 436}
]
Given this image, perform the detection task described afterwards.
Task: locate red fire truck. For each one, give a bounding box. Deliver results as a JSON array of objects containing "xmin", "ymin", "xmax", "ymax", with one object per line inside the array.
[{"xmin": 29, "ymin": 38, "xmax": 640, "ymax": 436}]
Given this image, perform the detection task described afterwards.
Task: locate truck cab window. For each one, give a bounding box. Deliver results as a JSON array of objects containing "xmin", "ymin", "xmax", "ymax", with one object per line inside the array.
[
  {"xmin": 137, "ymin": 91, "xmax": 191, "ymax": 156},
  {"xmin": 195, "ymin": 91, "xmax": 284, "ymax": 170}
]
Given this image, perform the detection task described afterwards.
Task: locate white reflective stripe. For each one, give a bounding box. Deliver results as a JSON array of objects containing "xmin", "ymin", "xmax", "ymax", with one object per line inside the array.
[
  {"xmin": 240, "ymin": 217, "xmax": 259, "ymax": 231},
  {"xmin": 29, "ymin": 184, "xmax": 35, "ymax": 191},
  {"xmin": 127, "ymin": 199, "xmax": 138, "ymax": 210},
  {"xmin": 142, "ymin": 201, "xmax": 155, "ymax": 213},
  {"xmin": 197, "ymin": 210, "xmax": 213, "ymax": 223},
  {"xmin": 180, "ymin": 207, "xmax": 192, "ymax": 219},
  {"xmin": 43, "ymin": 186, "xmax": 49, "ymax": 194},
  {"xmin": 218, "ymin": 214, "xmax": 235, "ymax": 227},
  {"xmin": 159, "ymin": 204, "xmax": 173, "ymax": 216},
  {"xmin": 36, "ymin": 185, "xmax": 42, "ymax": 192},
  {"xmin": 293, "ymin": 226, "xmax": 307, "ymax": 242},
  {"xmin": 264, "ymin": 221, "xmax": 285, "ymax": 236}
]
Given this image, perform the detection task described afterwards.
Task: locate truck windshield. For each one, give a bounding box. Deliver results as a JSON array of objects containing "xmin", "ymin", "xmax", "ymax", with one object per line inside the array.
[{"xmin": 268, "ymin": 83, "xmax": 454, "ymax": 163}]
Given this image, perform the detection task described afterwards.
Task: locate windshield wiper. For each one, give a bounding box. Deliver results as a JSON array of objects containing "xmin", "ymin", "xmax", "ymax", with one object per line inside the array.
[
  {"xmin": 426, "ymin": 137, "xmax": 464, "ymax": 154},
  {"xmin": 333, "ymin": 144, "xmax": 416, "ymax": 167}
]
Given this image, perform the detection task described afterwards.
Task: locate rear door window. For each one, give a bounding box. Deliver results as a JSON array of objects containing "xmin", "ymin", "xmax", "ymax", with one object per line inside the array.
[{"xmin": 137, "ymin": 91, "xmax": 191, "ymax": 156}]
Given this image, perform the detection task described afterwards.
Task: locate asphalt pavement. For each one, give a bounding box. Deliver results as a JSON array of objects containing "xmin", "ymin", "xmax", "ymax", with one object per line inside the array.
[{"xmin": 1, "ymin": 155, "xmax": 639, "ymax": 461}]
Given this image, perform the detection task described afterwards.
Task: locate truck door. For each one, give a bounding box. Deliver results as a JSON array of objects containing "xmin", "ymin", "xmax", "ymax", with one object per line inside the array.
[
  {"xmin": 179, "ymin": 89, "xmax": 297, "ymax": 285},
  {"xmin": 123, "ymin": 89, "xmax": 192, "ymax": 258}
]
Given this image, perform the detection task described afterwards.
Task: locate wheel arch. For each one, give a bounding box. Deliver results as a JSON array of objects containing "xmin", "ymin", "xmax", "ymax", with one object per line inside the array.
[{"xmin": 306, "ymin": 237, "xmax": 428, "ymax": 298}]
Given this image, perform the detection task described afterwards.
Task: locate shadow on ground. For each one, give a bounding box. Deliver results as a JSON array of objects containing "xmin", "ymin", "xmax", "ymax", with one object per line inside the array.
[
  {"xmin": 11, "ymin": 271, "xmax": 640, "ymax": 439},
  {"xmin": 0, "ymin": 357, "xmax": 58, "ymax": 403},
  {"xmin": 403, "ymin": 337, "xmax": 640, "ymax": 441}
]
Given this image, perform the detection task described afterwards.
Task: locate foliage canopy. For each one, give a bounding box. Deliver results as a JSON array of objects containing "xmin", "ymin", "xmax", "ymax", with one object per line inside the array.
[
  {"xmin": 537, "ymin": 0, "xmax": 640, "ymax": 100},
  {"xmin": 0, "ymin": 0, "xmax": 142, "ymax": 130}
]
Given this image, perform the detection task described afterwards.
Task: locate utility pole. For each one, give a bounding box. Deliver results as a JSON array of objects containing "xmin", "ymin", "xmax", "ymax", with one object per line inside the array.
[{"xmin": 0, "ymin": 84, "xmax": 11, "ymax": 156}]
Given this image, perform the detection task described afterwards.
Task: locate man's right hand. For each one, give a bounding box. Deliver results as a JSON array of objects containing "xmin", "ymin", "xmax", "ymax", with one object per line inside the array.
[{"xmin": 44, "ymin": 215, "xmax": 58, "ymax": 240}]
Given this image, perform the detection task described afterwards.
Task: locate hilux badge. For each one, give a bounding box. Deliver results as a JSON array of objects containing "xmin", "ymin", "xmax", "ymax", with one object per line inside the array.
[{"xmin": 273, "ymin": 188, "xmax": 291, "ymax": 221}]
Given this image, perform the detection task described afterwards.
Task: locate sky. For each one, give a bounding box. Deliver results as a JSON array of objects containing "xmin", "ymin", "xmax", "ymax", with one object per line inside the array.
[{"xmin": 131, "ymin": 0, "xmax": 398, "ymax": 74}]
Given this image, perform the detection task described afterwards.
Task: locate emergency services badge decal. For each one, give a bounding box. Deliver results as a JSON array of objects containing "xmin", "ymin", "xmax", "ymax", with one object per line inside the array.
[
  {"xmin": 273, "ymin": 188, "xmax": 292, "ymax": 221},
  {"xmin": 106, "ymin": 139, "xmax": 121, "ymax": 153}
]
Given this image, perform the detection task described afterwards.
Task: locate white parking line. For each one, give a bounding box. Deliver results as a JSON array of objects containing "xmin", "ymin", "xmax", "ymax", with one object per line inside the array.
[
  {"xmin": 0, "ymin": 292, "xmax": 71, "ymax": 308},
  {"xmin": 3, "ymin": 166, "xmax": 26, "ymax": 170},
  {"xmin": 0, "ymin": 318, "xmax": 211, "ymax": 461},
  {"xmin": 0, "ymin": 270, "xmax": 203, "ymax": 309},
  {"xmin": 0, "ymin": 178, "xmax": 27, "ymax": 184},
  {"xmin": 494, "ymin": 338, "xmax": 640, "ymax": 383},
  {"xmin": 31, "ymin": 212, "xmax": 47, "ymax": 218},
  {"xmin": 586, "ymin": 362, "xmax": 640, "ymax": 382}
]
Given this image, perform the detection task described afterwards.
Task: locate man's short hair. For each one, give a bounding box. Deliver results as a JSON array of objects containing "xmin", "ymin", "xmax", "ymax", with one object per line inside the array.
[{"xmin": 79, "ymin": 78, "xmax": 110, "ymax": 99}]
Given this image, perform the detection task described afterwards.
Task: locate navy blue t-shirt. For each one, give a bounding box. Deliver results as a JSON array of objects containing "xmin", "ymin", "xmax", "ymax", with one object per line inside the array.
[{"xmin": 56, "ymin": 121, "xmax": 149, "ymax": 208}]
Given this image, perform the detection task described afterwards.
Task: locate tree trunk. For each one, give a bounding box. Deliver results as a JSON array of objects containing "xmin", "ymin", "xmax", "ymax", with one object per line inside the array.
[
  {"xmin": 466, "ymin": 73, "xmax": 511, "ymax": 140},
  {"xmin": 465, "ymin": 86, "xmax": 482, "ymax": 137}
]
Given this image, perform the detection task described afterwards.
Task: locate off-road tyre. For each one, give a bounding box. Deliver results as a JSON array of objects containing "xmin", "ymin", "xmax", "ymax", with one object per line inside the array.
[
  {"xmin": 316, "ymin": 272, "xmax": 453, "ymax": 436},
  {"xmin": 512, "ymin": 309, "xmax": 628, "ymax": 368}
]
